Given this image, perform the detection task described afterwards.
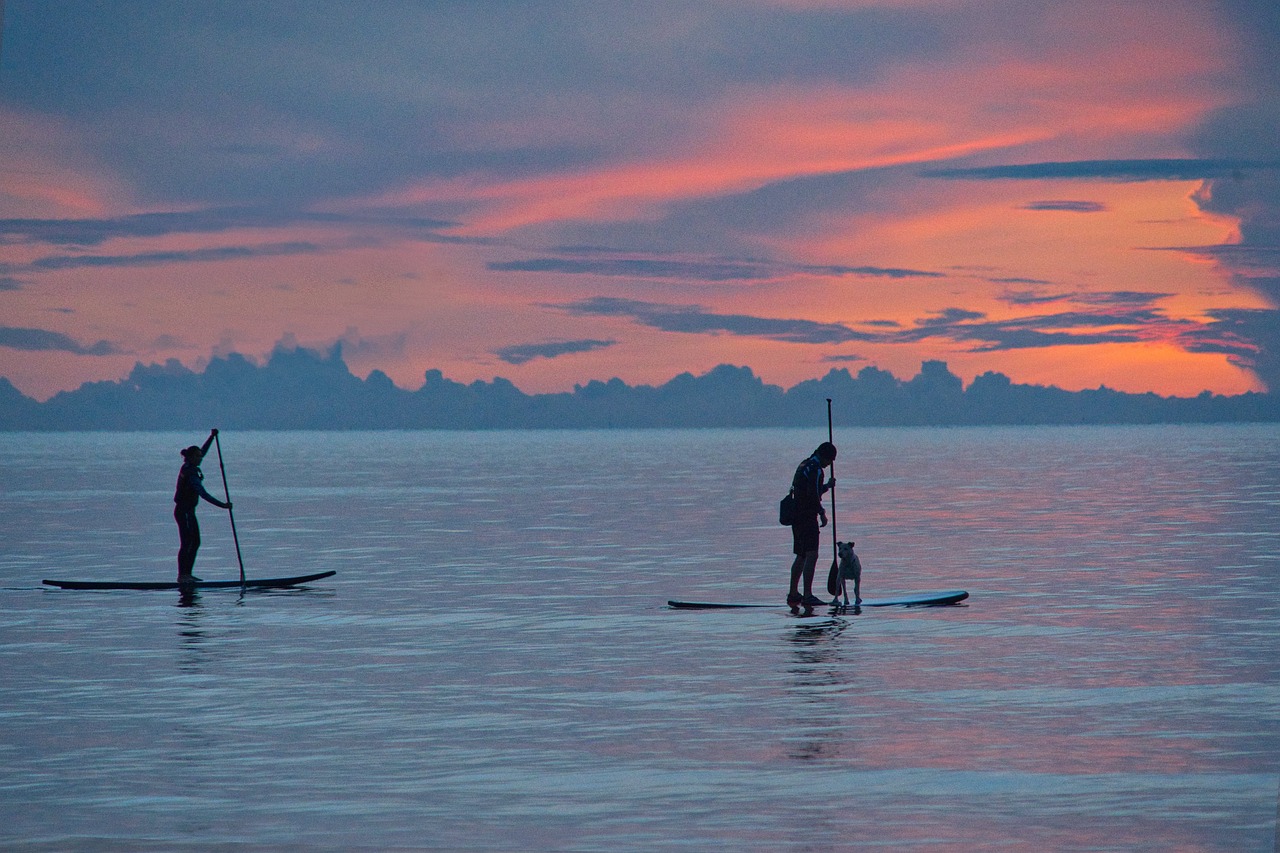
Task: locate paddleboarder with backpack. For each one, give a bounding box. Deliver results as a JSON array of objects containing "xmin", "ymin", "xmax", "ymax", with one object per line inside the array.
[
  {"xmin": 174, "ymin": 429, "xmax": 232, "ymax": 583},
  {"xmin": 786, "ymin": 441, "xmax": 837, "ymax": 608}
]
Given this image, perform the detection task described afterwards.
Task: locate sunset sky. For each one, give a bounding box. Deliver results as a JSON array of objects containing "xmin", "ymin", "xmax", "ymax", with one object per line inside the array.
[{"xmin": 2, "ymin": 0, "xmax": 1278, "ymax": 401}]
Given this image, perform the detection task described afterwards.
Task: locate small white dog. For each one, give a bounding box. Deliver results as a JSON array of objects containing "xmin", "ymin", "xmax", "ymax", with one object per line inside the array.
[{"xmin": 836, "ymin": 540, "xmax": 863, "ymax": 605}]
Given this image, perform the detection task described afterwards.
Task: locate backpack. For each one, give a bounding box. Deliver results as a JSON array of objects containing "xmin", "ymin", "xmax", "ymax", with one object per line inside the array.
[{"xmin": 778, "ymin": 489, "xmax": 796, "ymax": 525}]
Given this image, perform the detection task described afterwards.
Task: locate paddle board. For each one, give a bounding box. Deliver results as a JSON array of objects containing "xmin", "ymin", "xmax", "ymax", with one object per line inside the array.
[
  {"xmin": 42, "ymin": 571, "xmax": 337, "ymax": 591},
  {"xmin": 667, "ymin": 590, "xmax": 968, "ymax": 609}
]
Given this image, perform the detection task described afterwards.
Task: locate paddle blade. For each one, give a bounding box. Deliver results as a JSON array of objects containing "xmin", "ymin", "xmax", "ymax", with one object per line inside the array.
[{"xmin": 826, "ymin": 559, "xmax": 842, "ymax": 596}]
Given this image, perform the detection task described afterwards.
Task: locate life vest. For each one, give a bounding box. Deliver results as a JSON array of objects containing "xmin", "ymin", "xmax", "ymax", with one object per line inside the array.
[{"xmin": 174, "ymin": 463, "xmax": 204, "ymax": 509}]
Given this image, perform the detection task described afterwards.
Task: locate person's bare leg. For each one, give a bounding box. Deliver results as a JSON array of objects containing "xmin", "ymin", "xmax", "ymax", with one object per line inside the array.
[
  {"xmin": 788, "ymin": 554, "xmax": 805, "ymax": 603},
  {"xmin": 800, "ymin": 550, "xmax": 819, "ymax": 598}
]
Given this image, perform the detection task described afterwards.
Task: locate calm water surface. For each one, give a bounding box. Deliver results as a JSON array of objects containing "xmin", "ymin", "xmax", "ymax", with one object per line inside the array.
[{"xmin": 2, "ymin": 426, "xmax": 1279, "ymax": 850}]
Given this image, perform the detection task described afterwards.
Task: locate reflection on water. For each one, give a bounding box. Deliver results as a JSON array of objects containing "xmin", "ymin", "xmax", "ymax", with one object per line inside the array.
[
  {"xmin": 784, "ymin": 616, "xmax": 853, "ymax": 763},
  {"xmin": 174, "ymin": 594, "xmax": 208, "ymax": 675},
  {"xmin": 0, "ymin": 426, "xmax": 1278, "ymax": 850}
]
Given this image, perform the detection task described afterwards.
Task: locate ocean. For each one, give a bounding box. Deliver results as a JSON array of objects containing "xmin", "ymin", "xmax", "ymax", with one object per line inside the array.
[{"xmin": 2, "ymin": 426, "xmax": 1278, "ymax": 851}]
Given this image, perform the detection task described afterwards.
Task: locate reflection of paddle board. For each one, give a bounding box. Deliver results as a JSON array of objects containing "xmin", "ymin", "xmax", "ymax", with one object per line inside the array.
[
  {"xmin": 42, "ymin": 571, "xmax": 337, "ymax": 591},
  {"xmin": 667, "ymin": 590, "xmax": 968, "ymax": 609}
]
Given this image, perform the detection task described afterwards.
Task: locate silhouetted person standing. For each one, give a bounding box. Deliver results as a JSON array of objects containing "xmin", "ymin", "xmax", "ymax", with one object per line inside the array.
[
  {"xmin": 787, "ymin": 441, "xmax": 836, "ymax": 607},
  {"xmin": 174, "ymin": 429, "xmax": 231, "ymax": 582}
]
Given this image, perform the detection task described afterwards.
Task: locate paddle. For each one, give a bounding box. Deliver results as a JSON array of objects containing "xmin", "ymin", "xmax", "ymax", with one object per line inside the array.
[
  {"xmin": 212, "ymin": 430, "xmax": 246, "ymax": 585},
  {"xmin": 824, "ymin": 398, "xmax": 845, "ymax": 602}
]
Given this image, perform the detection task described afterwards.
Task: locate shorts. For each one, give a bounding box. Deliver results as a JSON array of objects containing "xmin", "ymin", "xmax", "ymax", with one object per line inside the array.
[{"xmin": 791, "ymin": 516, "xmax": 821, "ymax": 555}]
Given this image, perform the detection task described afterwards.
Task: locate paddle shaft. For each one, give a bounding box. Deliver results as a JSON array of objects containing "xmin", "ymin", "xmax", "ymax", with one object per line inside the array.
[
  {"xmin": 212, "ymin": 432, "xmax": 246, "ymax": 584},
  {"xmin": 827, "ymin": 398, "xmax": 837, "ymax": 544},
  {"xmin": 827, "ymin": 398, "xmax": 845, "ymax": 603}
]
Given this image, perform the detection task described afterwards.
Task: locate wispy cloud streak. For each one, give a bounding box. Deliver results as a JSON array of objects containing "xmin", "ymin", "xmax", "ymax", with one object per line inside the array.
[
  {"xmin": 554, "ymin": 296, "xmax": 1220, "ymax": 357},
  {"xmin": 0, "ymin": 208, "xmax": 459, "ymax": 247},
  {"xmin": 0, "ymin": 326, "xmax": 120, "ymax": 355},
  {"xmin": 1021, "ymin": 201, "xmax": 1107, "ymax": 213},
  {"xmin": 2, "ymin": 242, "xmax": 322, "ymax": 274},
  {"xmin": 555, "ymin": 297, "xmax": 880, "ymax": 344},
  {"xmin": 492, "ymin": 253, "xmax": 941, "ymax": 282},
  {"xmin": 923, "ymin": 159, "xmax": 1280, "ymax": 182},
  {"xmin": 494, "ymin": 339, "xmax": 617, "ymax": 365}
]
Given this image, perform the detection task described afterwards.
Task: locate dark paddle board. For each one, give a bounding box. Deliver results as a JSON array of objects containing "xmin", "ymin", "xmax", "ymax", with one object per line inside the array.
[
  {"xmin": 668, "ymin": 590, "xmax": 968, "ymax": 609},
  {"xmin": 42, "ymin": 571, "xmax": 337, "ymax": 591}
]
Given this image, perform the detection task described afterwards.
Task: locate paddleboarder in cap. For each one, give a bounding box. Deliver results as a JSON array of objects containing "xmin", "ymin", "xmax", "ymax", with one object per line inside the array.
[
  {"xmin": 787, "ymin": 441, "xmax": 836, "ymax": 607},
  {"xmin": 174, "ymin": 429, "xmax": 231, "ymax": 583}
]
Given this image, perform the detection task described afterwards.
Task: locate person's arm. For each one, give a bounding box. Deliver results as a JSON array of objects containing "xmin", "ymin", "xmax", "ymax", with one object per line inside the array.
[
  {"xmin": 196, "ymin": 479, "xmax": 231, "ymax": 510},
  {"xmin": 193, "ymin": 430, "xmax": 229, "ymax": 508},
  {"xmin": 199, "ymin": 428, "xmax": 218, "ymax": 457},
  {"xmin": 188, "ymin": 462, "xmax": 230, "ymax": 509}
]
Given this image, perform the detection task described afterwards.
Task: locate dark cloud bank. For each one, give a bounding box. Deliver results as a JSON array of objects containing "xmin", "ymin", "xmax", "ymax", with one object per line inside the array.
[{"xmin": 1, "ymin": 346, "xmax": 1275, "ymax": 430}]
